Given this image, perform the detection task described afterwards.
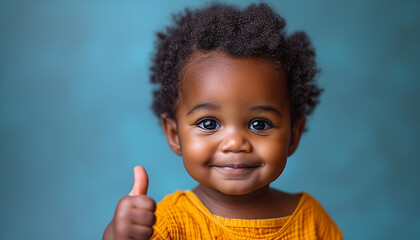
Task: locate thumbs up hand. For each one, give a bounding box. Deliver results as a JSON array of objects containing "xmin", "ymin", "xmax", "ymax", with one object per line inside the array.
[
  {"xmin": 129, "ymin": 166, "xmax": 150, "ymax": 196},
  {"xmin": 104, "ymin": 166, "xmax": 157, "ymax": 240}
]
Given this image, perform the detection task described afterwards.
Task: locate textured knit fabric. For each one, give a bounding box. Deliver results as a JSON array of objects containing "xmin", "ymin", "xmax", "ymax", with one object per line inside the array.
[{"xmin": 151, "ymin": 190, "xmax": 342, "ymax": 239}]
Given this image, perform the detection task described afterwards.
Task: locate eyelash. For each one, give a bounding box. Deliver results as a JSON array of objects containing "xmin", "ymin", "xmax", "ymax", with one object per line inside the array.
[
  {"xmin": 196, "ymin": 118, "xmax": 221, "ymax": 131},
  {"xmin": 249, "ymin": 118, "xmax": 274, "ymax": 131},
  {"xmin": 195, "ymin": 118, "xmax": 274, "ymax": 131}
]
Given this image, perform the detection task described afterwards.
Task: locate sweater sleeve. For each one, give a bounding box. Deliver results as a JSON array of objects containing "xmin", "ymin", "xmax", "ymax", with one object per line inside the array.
[
  {"xmin": 309, "ymin": 195, "xmax": 342, "ymax": 240},
  {"xmin": 150, "ymin": 200, "xmax": 172, "ymax": 240}
]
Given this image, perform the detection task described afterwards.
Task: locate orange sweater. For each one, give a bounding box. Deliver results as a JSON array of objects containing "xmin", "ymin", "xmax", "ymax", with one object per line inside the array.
[{"xmin": 152, "ymin": 190, "xmax": 342, "ymax": 239}]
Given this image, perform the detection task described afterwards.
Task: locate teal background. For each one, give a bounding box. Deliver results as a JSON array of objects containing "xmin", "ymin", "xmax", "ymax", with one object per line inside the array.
[{"xmin": 1, "ymin": 0, "xmax": 419, "ymax": 239}]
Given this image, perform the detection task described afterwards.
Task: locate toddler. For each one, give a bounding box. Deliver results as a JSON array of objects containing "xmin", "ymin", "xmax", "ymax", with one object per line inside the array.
[{"xmin": 104, "ymin": 3, "xmax": 342, "ymax": 239}]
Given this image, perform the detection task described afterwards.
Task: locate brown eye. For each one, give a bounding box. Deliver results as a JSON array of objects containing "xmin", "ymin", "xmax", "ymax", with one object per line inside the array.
[
  {"xmin": 198, "ymin": 119, "xmax": 220, "ymax": 130},
  {"xmin": 249, "ymin": 119, "xmax": 272, "ymax": 131}
]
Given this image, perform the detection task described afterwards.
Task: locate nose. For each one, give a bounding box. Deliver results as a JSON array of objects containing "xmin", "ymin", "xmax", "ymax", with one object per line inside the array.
[{"xmin": 219, "ymin": 129, "xmax": 252, "ymax": 153}]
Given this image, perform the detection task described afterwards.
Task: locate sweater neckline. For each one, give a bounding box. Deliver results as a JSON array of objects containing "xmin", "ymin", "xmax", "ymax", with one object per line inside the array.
[{"xmin": 184, "ymin": 190, "xmax": 307, "ymax": 228}]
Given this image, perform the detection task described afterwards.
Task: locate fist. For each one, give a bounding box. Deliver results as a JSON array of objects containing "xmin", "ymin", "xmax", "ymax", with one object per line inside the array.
[{"xmin": 112, "ymin": 166, "xmax": 156, "ymax": 240}]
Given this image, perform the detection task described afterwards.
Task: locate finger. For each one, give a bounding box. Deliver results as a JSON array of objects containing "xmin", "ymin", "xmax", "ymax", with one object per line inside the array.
[
  {"xmin": 129, "ymin": 208, "xmax": 156, "ymax": 226},
  {"xmin": 131, "ymin": 195, "xmax": 156, "ymax": 212},
  {"xmin": 128, "ymin": 225, "xmax": 154, "ymax": 240},
  {"xmin": 113, "ymin": 219, "xmax": 153, "ymax": 240},
  {"xmin": 129, "ymin": 165, "xmax": 149, "ymax": 196}
]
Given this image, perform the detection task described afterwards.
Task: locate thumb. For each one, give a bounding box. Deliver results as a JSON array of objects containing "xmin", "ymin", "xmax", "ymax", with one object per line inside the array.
[{"xmin": 129, "ymin": 165, "xmax": 149, "ymax": 196}]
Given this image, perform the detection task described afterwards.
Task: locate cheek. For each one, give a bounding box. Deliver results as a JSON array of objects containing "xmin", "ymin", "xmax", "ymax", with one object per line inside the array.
[
  {"xmin": 181, "ymin": 134, "xmax": 216, "ymax": 165},
  {"xmin": 258, "ymin": 144, "xmax": 288, "ymax": 182},
  {"xmin": 188, "ymin": 137, "xmax": 208, "ymax": 153},
  {"xmin": 255, "ymin": 137, "xmax": 289, "ymax": 166},
  {"xmin": 181, "ymin": 135, "xmax": 218, "ymax": 181}
]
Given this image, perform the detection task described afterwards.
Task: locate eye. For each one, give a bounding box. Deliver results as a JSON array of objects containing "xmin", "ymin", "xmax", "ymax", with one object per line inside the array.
[
  {"xmin": 249, "ymin": 119, "xmax": 273, "ymax": 131},
  {"xmin": 197, "ymin": 119, "xmax": 220, "ymax": 130}
]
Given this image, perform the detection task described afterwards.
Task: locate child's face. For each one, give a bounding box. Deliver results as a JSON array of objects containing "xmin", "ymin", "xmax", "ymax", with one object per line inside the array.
[{"xmin": 162, "ymin": 51, "xmax": 305, "ymax": 196}]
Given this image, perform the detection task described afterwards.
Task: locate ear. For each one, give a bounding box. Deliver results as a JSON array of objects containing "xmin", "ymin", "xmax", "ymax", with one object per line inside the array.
[
  {"xmin": 287, "ymin": 117, "xmax": 306, "ymax": 156},
  {"xmin": 161, "ymin": 113, "xmax": 182, "ymax": 156}
]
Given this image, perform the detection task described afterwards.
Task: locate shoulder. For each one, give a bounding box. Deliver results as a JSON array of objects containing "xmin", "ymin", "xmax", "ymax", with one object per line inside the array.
[
  {"xmin": 293, "ymin": 193, "xmax": 342, "ymax": 239},
  {"xmin": 152, "ymin": 190, "xmax": 211, "ymax": 239},
  {"xmin": 155, "ymin": 190, "xmax": 209, "ymax": 220},
  {"xmin": 156, "ymin": 190, "xmax": 202, "ymax": 209},
  {"xmin": 152, "ymin": 190, "xmax": 190, "ymax": 239},
  {"xmin": 299, "ymin": 192, "xmax": 327, "ymax": 211},
  {"xmin": 157, "ymin": 190, "xmax": 186, "ymax": 206},
  {"xmin": 155, "ymin": 190, "xmax": 192, "ymax": 217},
  {"xmin": 297, "ymin": 192, "xmax": 334, "ymax": 219}
]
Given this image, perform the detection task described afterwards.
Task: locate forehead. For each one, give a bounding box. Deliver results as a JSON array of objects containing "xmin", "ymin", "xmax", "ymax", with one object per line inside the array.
[{"xmin": 178, "ymin": 51, "xmax": 289, "ymax": 109}]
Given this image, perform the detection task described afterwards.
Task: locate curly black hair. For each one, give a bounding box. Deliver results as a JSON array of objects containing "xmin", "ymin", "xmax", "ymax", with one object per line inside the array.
[{"xmin": 150, "ymin": 3, "xmax": 322, "ymax": 126}]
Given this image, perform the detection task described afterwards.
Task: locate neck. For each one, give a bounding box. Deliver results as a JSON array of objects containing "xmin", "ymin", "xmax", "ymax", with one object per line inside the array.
[{"xmin": 193, "ymin": 184, "xmax": 274, "ymax": 219}]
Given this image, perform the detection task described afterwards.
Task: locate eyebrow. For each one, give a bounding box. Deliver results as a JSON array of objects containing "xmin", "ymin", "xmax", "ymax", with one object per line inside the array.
[
  {"xmin": 187, "ymin": 103, "xmax": 220, "ymax": 115},
  {"xmin": 250, "ymin": 105, "xmax": 282, "ymax": 116}
]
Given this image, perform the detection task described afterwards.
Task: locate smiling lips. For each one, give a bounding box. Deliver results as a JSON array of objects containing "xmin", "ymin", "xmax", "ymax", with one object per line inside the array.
[{"xmin": 210, "ymin": 163, "xmax": 260, "ymax": 175}]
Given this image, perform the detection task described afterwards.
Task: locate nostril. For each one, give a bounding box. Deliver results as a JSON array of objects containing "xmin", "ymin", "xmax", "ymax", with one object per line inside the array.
[{"xmin": 219, "ymin": 134, "xmax": 252, "ymax": 153}]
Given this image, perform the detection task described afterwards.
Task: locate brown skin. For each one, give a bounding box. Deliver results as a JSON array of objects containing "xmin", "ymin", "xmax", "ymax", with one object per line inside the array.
[
  {"xmin": 103, "ymin": 166, "xmax": 156, "ymax": 240},
  {"xmin": 162, "ymin": 51, "xmax": 306, "ymax": 219},
  {"xmin": 103, "ymin": 51, "xmax": 306, "ymax": 239}
]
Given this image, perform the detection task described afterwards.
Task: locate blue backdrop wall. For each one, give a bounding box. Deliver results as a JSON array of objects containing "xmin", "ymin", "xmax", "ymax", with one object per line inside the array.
[{"xmin": 1, "ymin": 0, "xmax": 419, "ymax": 239}]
